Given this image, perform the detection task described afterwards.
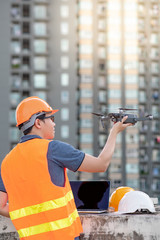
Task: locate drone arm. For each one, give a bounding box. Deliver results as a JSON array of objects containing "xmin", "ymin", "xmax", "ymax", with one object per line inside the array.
[{"xmin": 136, "ymin": 116, "xmax": 153, "ymax": 122}]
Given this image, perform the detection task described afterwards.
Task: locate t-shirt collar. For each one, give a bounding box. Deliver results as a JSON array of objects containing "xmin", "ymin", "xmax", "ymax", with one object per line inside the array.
[{"xmin": 20, "ymin": 135, "xmax": 42, "ymax": 143}]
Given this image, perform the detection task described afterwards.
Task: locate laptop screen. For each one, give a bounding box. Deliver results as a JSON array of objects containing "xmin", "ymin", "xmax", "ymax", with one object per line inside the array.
[{"xmin": 70, "ymin": 180, "xmax": 110, "ymax": 210}]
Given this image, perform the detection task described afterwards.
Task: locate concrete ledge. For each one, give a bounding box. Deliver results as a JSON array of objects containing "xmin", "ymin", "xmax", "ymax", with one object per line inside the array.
[
  {"xmin": 0, "ymin": 210, "xmax": 160, "ymax": 240},
  {"xmin": 0, "ymin": 216, "xmax": 18, "ymax": 240},
  {"xmin": 79, "ymin": 212, "xmax": 160, "ymax": 240}
]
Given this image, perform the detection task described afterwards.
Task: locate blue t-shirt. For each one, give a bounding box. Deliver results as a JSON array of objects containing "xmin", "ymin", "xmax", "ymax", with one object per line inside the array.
[{"xmin": 0, "ymin": 134, "xmax": 85, "ymax": 191}]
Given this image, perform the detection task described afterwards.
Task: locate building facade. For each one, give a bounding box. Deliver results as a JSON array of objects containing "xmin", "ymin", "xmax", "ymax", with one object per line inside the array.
[
  {"xmin": 0, "ymin": 0, "xmax": 159, "ymax": 200},
  {"xmin": 138, "ymin": 0, "xmax": 160, "ymax": 198}
]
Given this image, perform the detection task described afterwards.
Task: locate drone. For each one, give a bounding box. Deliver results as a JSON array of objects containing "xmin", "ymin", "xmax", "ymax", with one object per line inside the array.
[{"xmin": 92, "ymin": 108, "xmax": 153, "ymax": 129}]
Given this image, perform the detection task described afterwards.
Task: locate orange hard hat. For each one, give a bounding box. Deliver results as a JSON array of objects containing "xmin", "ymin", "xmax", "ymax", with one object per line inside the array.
[
  {"xmin": 109, "ymin": 186, "xmax": 134, "ymax": 212},
  {"xmin": 16, "ymin": 96, "xmax": 59, "ymax": 127}
]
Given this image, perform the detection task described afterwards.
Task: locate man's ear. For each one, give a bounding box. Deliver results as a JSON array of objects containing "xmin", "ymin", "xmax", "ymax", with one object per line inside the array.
[{"xmin": 34, "ymin": 118, "xmax": 42, "ymax": 129}]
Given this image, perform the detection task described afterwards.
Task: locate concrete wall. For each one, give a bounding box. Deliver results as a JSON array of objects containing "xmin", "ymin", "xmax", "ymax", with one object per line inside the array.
[{"xmin": 1, "ymin": 209, "xmax": 160, "ymax": 240}]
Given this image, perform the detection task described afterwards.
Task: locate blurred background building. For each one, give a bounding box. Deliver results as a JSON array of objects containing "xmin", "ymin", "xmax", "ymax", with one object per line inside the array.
[{"xmin": 0, "ymin": 0, "xmax": 159, "ymax": 201}]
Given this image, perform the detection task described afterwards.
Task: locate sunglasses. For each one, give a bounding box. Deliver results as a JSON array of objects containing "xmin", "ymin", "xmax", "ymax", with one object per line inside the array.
[{"xmin": 38, "ymin": 114, "xmax": 55, "ymax": 122}]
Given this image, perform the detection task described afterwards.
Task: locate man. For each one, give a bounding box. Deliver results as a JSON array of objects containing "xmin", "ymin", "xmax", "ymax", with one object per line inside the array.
[{"xmin": 0, "ymin": 96, "xmax": 132, "ymax": 240}]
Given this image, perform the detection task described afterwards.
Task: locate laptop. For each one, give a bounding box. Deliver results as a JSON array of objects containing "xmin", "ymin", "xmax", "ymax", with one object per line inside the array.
[{"xmin": 70, "ymin": 180, "xmax": 110, "ymax": 213}]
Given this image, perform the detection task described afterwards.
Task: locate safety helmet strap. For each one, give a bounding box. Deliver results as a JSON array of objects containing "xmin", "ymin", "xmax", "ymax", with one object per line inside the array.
[{"xmin": 20, "ymin": 112, "xmax": 46, "ymax": 132}]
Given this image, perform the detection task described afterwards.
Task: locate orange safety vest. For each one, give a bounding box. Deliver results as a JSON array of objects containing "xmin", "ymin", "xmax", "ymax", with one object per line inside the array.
[{"xmin": 1, "ymin": 138, "xmax": 83, "ymax": 240}]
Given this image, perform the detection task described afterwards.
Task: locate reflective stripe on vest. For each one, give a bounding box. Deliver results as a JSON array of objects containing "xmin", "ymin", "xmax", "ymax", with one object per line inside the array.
[
  {"xmin": 18, "ymin": 209, "xmax": 79, "ymax": 238},
  {"xmin": 10, "ymin": 190, "xmax": 73, "ymax": 220}
]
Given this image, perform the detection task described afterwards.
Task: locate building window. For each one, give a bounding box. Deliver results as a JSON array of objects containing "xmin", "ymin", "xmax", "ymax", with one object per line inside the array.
[
  {"xmin": 34, "ymin": 6, "xmax": 47, "ymax": 19},
  {"xmin": 11, "ymin": 5, "xmax": 20, "ymax": 19},
  {"xmin": 61, "ymin": 22, "xmax": 69, "ymax": 35},
  {"xmin": 108, "ymin": 75, "xmax": 121, "ymax": 84},
  {"xmin": 108, "ymin": 89, "xmax": 121, "ymax": 99},
  {"xmin": 34, "ymin": 57, "xmax": 47, "ymax": 70},
  {"xmin": 80, "ymin": 119, "xmax": 92, "ymax": 128},
  {"xmin": 23, "ymin": 22, "xmax": 30, "ymax": 34},
  {"xmin": 98, "ymin": 76, "xmax": 106, "ymax": 87},
  {"xmin": 98, "ymin": 19, "xmax": 106, "ymax": 30},
  {"xmin": 152, "ymin": 149, "xmax": 160, "ymax": 162},
  {"xmin": 81, "ymin": 148, "xmax": 93, "ymax": 155},
  {"xmin": 22, "ymin": 57, "xmax": 30, "ymax": 70},
  {"xmin": 139, "ymin": 91, "xmax": 146, "ymax": 102},
  {"xmin": 81, "ymin": 75, "xmax": 93, "ymax": 83},
  {"xmin": 61, "ymin": 108, "xmax": 69, "ymax": 121},
  {"xmin": 98, "ymin": 33, "xmax": 106, "ymax": 44},
  {"xmin": 113, "ymin": 148, "xmax": 122, "ymax": 158},
  {"xmin": 11, "ymin": 75, "xmax": 21, "ymax": 88},
  {"xmin": 22, "ymin": 79, "xmax": 30, "ymax": 89},
  {"xmin": 126, "ymin": 163, "xmax": 139, "ymax": 174},
  {"xmin": 79, "ymin": 30, "xmax": 92, "ymax": 39},
  {"xmin": 80, "ymin": 89, "xmax": 93, "ymax": 98},
  {"xmin": 34, "ymin": 91, "xmax": 47, "ymax": 101},
  {"xmin": 9, "ymin": 110, "xmax": 16, "ymax": 125},
  {"xmin": 11, "ymin": 40, "xmax": 21, "ymax": 54},
  {"xmin": 79, "ymin": 59, "xmax": 92, "ymax": 69},
  {"xmin": 80, "ymin": 133, "xmax": 93, "ymax": 144},
  {"xmin": 9, "ymin": 127, "xmax": 19, "ymax": 142},
  {"xmin": 110, "ymin": 163, "xmax": 121, "ymax": 173},
  {"xmin": 61, "ymin": 73, "xmax": 69, "ymax": 86},
  {"xmin": 150, "ymin": 33, "xmax": 158, "ymax": 45},
  {"xmin": 23, "ymin": 5, "xmax": 30, "ymax": 17},
  {"xmin": 139, "ymin": 61, "xmax": 145, "ymax": 73},
  {"xmin": 151, "ymin": 62, "xmax": 159, "ymax": 74},
  {"xmin": 99, "ymin": 135, "xmax": 106, "ymax": 147},
  {"xmin": 79, "ymin": 1, "xmax": 92, "ymax": 10},
  {"xmin": 108, "ymin": 60, "xmax": 121, "ymax": 69},
  {"xmin": 11, "ymin": 57, "xmax": 21, "ymax": 69},
  {"xmin": 61, "ymin": 56, "xmax": 69, "ymax": 69},
  {"xmin": 125, "ymin": 75, "xmax": 137, "ymax": 84},
  {"xmin": 126, "ymin": 90, "xmax": 138, "ymax": 99},
  {"xmin": 61, "ymin": 91, "xmax": 69, "ymax": 103},
  {"xmin": 108, "ymin": 46, "xmax": 121, "ymax": 54},
  {"xmin": 34, "ymin": 74, "xmax": 47, "ymax": 88},
  {"xmin": 60, "ymin": 5, "xmax": 69, "ymax": 18},
  {"xmin": 98, "ymin": 47, "xmax": 106, "ymax": 59},
  {"xmin": 107, "ymin": 2, "xmax": 120, "ymax": 11},
  {"xmin": 23, "ymin": 39, "xmax": 30, "ymax": 53},
  {"xmin": 125, "ymin": 61, "xmax": 137, "ymax": 70},
  {"xmin": 125, "ymin": 46, "xmax": 137, "ymax": 55},
  {"xmin": 151, "ymin": 76, "xmax": 159, "ymax": 87},
  {"xmin": 34, "ymin": 23, "xmax": 47, "ymax": 36},
  {"xmin": 61, "ymin": 125, "xmax": 69, "ymax": 138},
  {"xmin": 79, "ymin": 45, "xmax": 92, "ymax": 54},
  {"xmin": 34, "ymin": 40, "xmax": 47, "ymax": 53},
  {"xmin": 99, "ymin": 90, "xmax": 106, "ymax": 103},
  {"xmin": 11, "ymin": 23, "xmax": 21, "ymax": 36},
  {"xmin": 10, "ymin": 92, "xmax": 21, "ymax": 107},
  {"xmin": 126, "ymin": 179, "xmax": 138, "ymax": 189},
  {"xmin": 79, "ymin": 15, "xmax": 92, "ymax": 25},
  {"xmin": 61, "ymin": 39, "xmax": 69, "ymax": 52},
  {"xmin": 150, "ymin": 48, "xmax": 159, "ymax": 58},
  {"xmin": 80, "ymin": 104, "xmax": 93, "ymax": 113}
]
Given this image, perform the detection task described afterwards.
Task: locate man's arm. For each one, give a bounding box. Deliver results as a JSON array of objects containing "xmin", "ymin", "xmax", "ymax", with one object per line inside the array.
[
  {"xmin": 78, "ymin": 116, "xmax": 132, "ymax": 173},
  {"xmin": 0, "ymin": 191, "xmax": 9, "ymax": 218}
]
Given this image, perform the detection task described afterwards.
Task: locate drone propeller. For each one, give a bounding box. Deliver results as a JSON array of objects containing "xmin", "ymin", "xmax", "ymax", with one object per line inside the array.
[
  {"xmin": 119, "ymin": 107, "xmax": 138, "ymax": 111},
  {"xmin": 92, "ymin": 112, "xmax": 104, "ymax": 117}
]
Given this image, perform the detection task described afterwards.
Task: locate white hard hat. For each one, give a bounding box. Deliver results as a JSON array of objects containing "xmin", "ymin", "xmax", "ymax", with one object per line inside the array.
[{"xmin": 118, "ymin": 191, "xmax": 156, "ymax": 214}]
